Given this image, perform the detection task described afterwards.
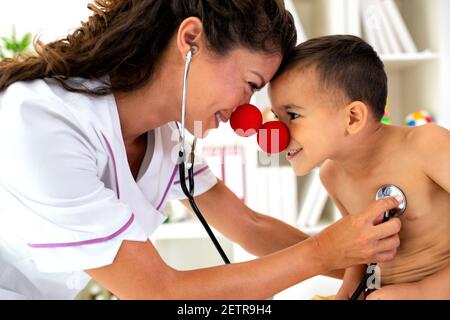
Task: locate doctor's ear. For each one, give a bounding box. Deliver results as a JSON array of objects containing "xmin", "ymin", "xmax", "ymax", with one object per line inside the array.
[
  {"xmin": 344, "ymin": 101, "xmax": 369, "ymax": 135},
  {"xmin": 177, "ymin": 17, "xmax": 204, "ymax": 60}
]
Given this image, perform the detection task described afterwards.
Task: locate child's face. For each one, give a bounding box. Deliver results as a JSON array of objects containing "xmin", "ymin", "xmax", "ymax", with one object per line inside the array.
[{"xmin": 269, "ymin": 66, "xmax": 346, "ymax": 176}]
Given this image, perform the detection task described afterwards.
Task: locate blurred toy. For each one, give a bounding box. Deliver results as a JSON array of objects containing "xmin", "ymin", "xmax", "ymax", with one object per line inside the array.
[
  {"xmin": 404, "ymin": 110, "xmax": 433, "ymax": 127},
  {"xmin": 381, "ymin": 111, "xmax": 392, "ymax": 125},
  {"xmin": 381, "ymin": 100, "xmax": 392, "ymax": 125}
]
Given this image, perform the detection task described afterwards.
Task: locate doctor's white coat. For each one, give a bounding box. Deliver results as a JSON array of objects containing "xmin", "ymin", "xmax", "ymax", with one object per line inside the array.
[{"xmin": 0, "ymin": 78, "xmax": 218, "ymax": 299}]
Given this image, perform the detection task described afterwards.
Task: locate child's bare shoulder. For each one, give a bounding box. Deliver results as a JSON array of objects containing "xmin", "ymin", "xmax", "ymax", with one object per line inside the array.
[{"xmin": 405, "ymin": 124, "xmax": 450, "ymax": 155}]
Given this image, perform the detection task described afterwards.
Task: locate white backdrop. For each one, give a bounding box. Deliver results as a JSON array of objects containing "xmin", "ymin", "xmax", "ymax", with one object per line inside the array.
[
  {"xmin": 0, "ymin": 0, "xmax": 92, "ymax": 43},
  {"xmin": 439, "ymin": 0, "xmax": 450, "ymax": 128}
]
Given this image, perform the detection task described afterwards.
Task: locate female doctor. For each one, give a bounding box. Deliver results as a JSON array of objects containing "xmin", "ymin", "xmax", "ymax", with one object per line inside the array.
[{"xmin": 0, "ymin": 0, "xmax": 402, "ymax": 300}]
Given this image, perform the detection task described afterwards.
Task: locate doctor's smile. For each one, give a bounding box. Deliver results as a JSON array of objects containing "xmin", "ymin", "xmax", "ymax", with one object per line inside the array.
[{"xmin": 0, "ymin": 0, "xmax": 448, "ymax": 301}]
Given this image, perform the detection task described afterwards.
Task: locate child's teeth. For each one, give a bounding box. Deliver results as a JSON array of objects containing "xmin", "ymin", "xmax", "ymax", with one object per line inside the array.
[{"xmin": 289, "ymin": 148, "xmax": 302, "ymax": 156}]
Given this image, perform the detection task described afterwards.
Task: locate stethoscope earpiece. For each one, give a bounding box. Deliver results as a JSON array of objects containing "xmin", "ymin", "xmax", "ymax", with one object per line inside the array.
[{"xmin": 186, "ymin": 46, "xmax": 198, "ymax": 61}]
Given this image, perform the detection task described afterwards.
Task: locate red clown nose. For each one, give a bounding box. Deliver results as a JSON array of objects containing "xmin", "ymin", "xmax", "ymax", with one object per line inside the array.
[
  {"xmin": 257, "ymin": 121, "xmax": 290, "ymax": 154},
  {"xmin": 230, "ymin": 104, "xmax": 263, "ymax": 137},
  {"xmin": 230, "ymin": 104, "xmax": 290, "ymax": 154}
]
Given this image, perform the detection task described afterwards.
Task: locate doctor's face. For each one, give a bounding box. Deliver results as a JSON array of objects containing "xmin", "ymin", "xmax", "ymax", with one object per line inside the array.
[{"xmin": 185, "ymin": 48, "xmax": 282, "ymax": 137}]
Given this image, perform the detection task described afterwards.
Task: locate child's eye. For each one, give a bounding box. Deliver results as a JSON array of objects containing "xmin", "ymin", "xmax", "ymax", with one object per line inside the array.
[{"xmin": 287, "ymin": 112, "xmax": 301, "ymax": 120}]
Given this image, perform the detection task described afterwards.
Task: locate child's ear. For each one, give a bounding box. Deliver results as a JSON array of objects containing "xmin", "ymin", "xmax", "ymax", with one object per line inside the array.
[{"xmin": 344, "ymin": 101, "xmax": 369, "ymax": 135}]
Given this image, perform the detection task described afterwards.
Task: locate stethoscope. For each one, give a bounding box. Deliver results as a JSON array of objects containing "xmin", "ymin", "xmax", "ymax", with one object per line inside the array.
[
  {"xmin": 176, "ymin": 47, "xmax": 408, "ymax": 297},
  {"xmin": 176, "ymin": 46, "xmax": 231, "ymax": 264},
  {"xmin": 350, "ymin": 184, "xmax": 407, "ymax": 300},
  {"xmin": 175, "ymin": 47, "xmax": 289, "ymax": 265}
]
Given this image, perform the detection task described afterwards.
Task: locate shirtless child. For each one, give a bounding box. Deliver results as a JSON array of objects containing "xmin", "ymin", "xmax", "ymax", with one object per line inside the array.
[{"xmin": 269, "ymin": 35, "xmax": 450, "ymax": 300}]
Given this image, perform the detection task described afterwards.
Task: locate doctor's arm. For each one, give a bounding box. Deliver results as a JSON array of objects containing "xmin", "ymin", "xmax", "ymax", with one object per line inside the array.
[
  {"xmin": 183, "ymin": 180, "xmax": 345, "ymax": 279},
  {"xmin": 181, "ymin": 180, "xmax": 308, "ymax": 257},
  {"xmin": 85, "ymin": 197, "xmax": 401, "ymax": 300},
  {"xmin": 182, "ymin": 181, "xmax": 366, "ymax": 279}
]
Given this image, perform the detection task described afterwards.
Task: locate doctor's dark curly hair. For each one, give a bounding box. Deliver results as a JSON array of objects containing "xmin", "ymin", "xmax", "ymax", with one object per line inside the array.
[{"xmin": 0, "ymin": 0, "xmax": 296, "ymax": 95}]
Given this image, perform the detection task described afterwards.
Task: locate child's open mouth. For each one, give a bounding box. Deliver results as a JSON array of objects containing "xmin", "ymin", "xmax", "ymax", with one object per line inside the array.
[{"xmin": 287, "ymin": 148, "xmax": 303, "ymax": 160}]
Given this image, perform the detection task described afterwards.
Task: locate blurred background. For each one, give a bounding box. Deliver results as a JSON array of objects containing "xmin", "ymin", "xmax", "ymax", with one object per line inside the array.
[{"xmin": 1, "ymin": 0, "xmax": 449, "ymax": 299}]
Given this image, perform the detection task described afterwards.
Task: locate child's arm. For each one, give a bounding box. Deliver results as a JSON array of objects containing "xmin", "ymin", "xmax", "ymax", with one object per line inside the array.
[
  {"xmin": 415, "ymin": 124, "xmax": 450, "ymax": 193},
  {"xmin": 335, "ymin": 265, "xmax": 367, "ymax": 300},
  {"xmin": 366, "ymin": 264, "xmax": 450, "ymax": 300}
]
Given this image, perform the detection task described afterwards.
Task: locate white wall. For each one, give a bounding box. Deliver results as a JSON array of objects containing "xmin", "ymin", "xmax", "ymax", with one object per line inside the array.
[
  {"xmin": 0, "ymin": 0, "xmax": 92, "ymax": 43},
  {"xmin": 438, "ymin": 0, "xmax": 450, "ymax": 128}
]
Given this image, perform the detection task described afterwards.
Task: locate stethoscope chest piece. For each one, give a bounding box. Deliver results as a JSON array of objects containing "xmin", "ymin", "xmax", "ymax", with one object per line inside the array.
[
  {"xmin": 376, "ymin": 185, "xmax": 407, "ymax": 218},
  {"xmin": 349, "ymin": 184, "xmax": 408, "ymax": 300}
]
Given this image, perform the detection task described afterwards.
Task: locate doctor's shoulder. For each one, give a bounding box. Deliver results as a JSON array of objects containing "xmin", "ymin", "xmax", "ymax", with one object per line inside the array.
[
  {"xmin": 0, "ymin": 78, "xmax": 106, "ymax": 130},
  {"xmin": 0, "ymin": 79, "xmax": 104, "ymax": 160},
  {"xmin": 0, "ymin": 79, "xmax": 70, "ymax": 116}
]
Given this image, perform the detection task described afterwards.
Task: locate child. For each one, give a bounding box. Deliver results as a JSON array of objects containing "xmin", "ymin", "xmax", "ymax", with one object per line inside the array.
[{"xmin": 269, "ymin": 35, "xmax": 450, "ymax": 300}]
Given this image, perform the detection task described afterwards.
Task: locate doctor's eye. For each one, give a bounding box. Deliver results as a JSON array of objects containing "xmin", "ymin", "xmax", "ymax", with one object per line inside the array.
[
  {"xmin": 248, "ymin": 82, "xmax": 260, "ymax": 92},
  {"xmin": 271, "ymin": 110, "xmax": 279, "ymax": 119},
  {"xmin": 287, "ymin": 112, "xmax": 301, "ymax": 120}
]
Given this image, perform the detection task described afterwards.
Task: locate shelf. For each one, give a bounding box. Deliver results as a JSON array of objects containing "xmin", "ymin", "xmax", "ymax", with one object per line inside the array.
[
  {"xmin": 151, "ymin": 220, "xmax": 225, "ymax": 241},
  {"xmin": 381, "ymin": 51, "xmax": 439, "ymax": 71}
]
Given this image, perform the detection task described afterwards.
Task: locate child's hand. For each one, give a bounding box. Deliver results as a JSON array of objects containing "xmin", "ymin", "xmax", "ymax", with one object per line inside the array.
[{"xmin": 365, "ymin": 282, "xmax": 422, "ymax": 300}]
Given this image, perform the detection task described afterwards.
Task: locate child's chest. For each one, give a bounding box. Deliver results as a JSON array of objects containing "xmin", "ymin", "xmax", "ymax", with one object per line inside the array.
[{"xmin": 334, "ymin": 157, "xmax": 450, "ymax": 240}]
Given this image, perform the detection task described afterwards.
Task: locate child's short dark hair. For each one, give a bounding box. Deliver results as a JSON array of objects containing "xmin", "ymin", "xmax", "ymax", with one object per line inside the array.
[{"xmin": 275, "ymin": 35, "xmax": 387, "ymax": 121}]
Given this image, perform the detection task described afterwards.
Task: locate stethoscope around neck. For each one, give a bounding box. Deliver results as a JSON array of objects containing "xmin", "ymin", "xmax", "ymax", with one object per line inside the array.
[
  {"xmin": 176, "ymin": 46, "xmax": 231, "ymax": 264},
  {"xmin": 175, "ymin": 47, "xmax": 408, "ymax": 298}
]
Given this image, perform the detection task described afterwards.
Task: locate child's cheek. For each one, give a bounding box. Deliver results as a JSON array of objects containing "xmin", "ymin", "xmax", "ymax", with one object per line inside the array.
[{"xmin": 289, "ymin": 124, "xmax": 303, "ymax": 141}]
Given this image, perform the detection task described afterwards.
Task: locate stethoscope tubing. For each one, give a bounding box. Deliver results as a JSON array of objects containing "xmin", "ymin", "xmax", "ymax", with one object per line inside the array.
[
  {"xmin": 350, "ymin": 186, "xmax": 407, "ymax": 300},
  {"xmin": 177, "ymin": 47, "xmax": 231, "ymax": 265}
]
